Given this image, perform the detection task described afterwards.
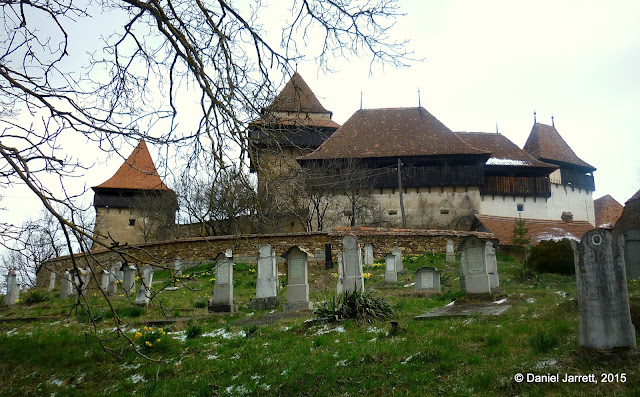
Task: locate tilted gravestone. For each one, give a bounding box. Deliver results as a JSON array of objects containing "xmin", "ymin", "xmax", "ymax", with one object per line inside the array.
[
  {"xmin": 283, "ymin": 246, "xmax": 313, "ymax": 312},
  {"xmin": 385, "ymin": 253, "xmax": 397, "ymax": 283},
  {"xmin": 250, "ymin": 243, "xmax": 279, "ymax": 310},
  {"xmin": 341, "ymin": 235, "xmax": 364, "ymax": 293},
  {"xmin": 572, "ymin": 229, "xmax": 636, "ymax": 349},
  {"xmin": 48, "ymin": 271, "xmax": 56, "ymax": 291},
  {"xmin": 70, "ymin": 267, "xmax": 91, "ymax": 296},
  {"xmin": 485, "ymin": 241, "xmax": 499, "ymax": 289},
  {"xmin": 336, "ymin": 252, "xmax": 344, "ymax": 295},
  {"xmin": 446, "ymin": 239, "xmax": 455, "ymax": 263},
  {"xmin": 4, "ymin": 270, "xmax": 20, "ymax": 306},
  {"xmin": 209, "ymin": 249, "xmax": 237, "ymax": 313},
  {"xmin": 122, "ymin": 264, "xmax": 137, "ymax": 295},
  {"xmin": 364, "ymin": 243, "xmax": 374, "ymax": 266},
  {"xmin": 415, "ymin": 266, "xmax": 441, "ymax": 293},
  {"xmin": 60, "ymin": 270, "xmax": 73, "ymax": 299},
  {"xmin": 135, "ymin": 266, "xmax": 154, "ymax": 307},
  {"xmin": 392, "ymin": 246, "xmax": 404, "ymax": 273},
  {"xmin": 324, "ymin": 243, "xmax": 333, "ymax": 270},
  {"xmin": 458, "ymin": 236, "xmax": 491, "ymax": 294}
]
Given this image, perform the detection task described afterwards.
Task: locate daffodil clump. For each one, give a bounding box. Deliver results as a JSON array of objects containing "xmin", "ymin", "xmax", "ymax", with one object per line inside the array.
[
  {"xmin": 362, "ymin": 272, "xmax": 372, "ymax": 279},
  {"xmin": 134, "ymin": 326, "xmax": 169, "ymax": 352}
]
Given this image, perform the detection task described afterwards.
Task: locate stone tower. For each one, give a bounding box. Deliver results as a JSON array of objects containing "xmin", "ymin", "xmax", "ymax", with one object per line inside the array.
[{"xmin": 92, "ymin": 140, "xmax": 177, "ymax": 248}]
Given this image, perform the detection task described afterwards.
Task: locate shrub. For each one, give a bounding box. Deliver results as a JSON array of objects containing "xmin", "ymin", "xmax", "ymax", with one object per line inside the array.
[
  {"xmin": 22, "ymin": 290, "xmax": 50, "ymax": 304},
  {"xmin": 529, "ymin": 239, "xmax": 575, "ymax": 275},
  {"xmin": 185, "ymin": 324, "xmax": 203, "ymax": 339},
  {"xmin": 243, "ymin": 325, "xmax": 259, "ymax": 338},
  {"xmin": 314, "ymin": 290, "xmax": 394, "ymax": 323},
  {"xmin": 135, "ymin": 326, "xmax": 170, "ymax": 352},
  {"xmin": 194, "ymin": 300, "xmax": 207, "ymax": 309}
]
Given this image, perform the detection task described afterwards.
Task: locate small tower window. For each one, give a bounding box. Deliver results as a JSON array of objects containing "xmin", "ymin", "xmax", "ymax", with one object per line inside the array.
[
  {"xmin": 517, "ymin": 204, "xmax": 524, "ymax": 212},
  {"xmin": 129, "ymin": 219, "xmax": 136, "ymax": 226},
  {"xmin": 440, "ymin": 209, "xmax": 450, "ymax": 215},
  {"xmin": 388, "ymin": 210, "xmax": 398, "ymax": 216}
]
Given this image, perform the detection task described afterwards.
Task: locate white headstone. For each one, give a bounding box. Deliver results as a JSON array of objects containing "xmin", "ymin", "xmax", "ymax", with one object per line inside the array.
[
  {"xmin": 107, "ymin": 265, "xmax": 119, "ymax": 295},
  {"xmin": 100, "ymin": 270, "xmax": 110, "ymax": 291},
  {"xmin": 485, "ymin": 241, "xmax": 499, "ymax": 289},
  {"xmin": 573, "ymin": 230, "xmax": 636, "ymax": 349},
  {"xmin": 173, "ymin": 260, "xmax": 183, "ymax": 277},
  {"xmin": 415, "ymin": 267, "xmax": 441, "ymax": 292},
  {"xmin": 283, "ymin": 246, "xmax": 313, "ymax": 312},
  {"xmin": 341, "ymin": 235, "xmax": 364, "ymax": 293},
  {"xmin": 135, "ymin": 266, "xmax": 154, "ymax": 306},
  {"xmin": 60, "ymin": 270, "xmax": 73, "ymax": 299},
  {"xmin": 47, "ymin": 271, "xmax": 56, "ymax": 291},
  {"xmin": 122, "ymin": 264, "xmax": 137, "ymax": 295},
  {"xmin": 458, "ymin": 236, "xmax": 491, "ymax": 294},
  {"xmin": 210, "ymin": 250, "xmax": 237, "ymax": 312},
  {"xmin": 385, "ymin": 253, "xmax": 397, "ymax": 283},
  {"xmin": 446, "ymin": 239, "xmax": 455, "ymax": 263},
  {"xmin": 364, "ymin": 243, "xmax": 374, "ymax": 266},
  {"xmin": 392, "ymin": 246, "xmax": 404, "ymax": 273},
  {"xmin": 336, "ymin": 252, "xmax": 344, "ymax": 295},
  {"xmin": 250, "ymin": 243, "xmax": 279, "ymax": 309},
  {"xmin": 4, "ymin": 270, "xmax": 19, "ymax": 305}
]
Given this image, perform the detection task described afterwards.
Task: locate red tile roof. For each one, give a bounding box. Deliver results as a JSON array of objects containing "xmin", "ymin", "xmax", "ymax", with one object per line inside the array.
[
  {"xmin": 302, "ymin": 107, "xmax": 490, "ymax": 160},
  {"xmin": 456, "ymin": 132, "xmax": 557, "ymax": 170},
  {"xmin": 474, "ymin": 214, "xmax": 594, "ymax": 245},
  {"xmin": 93, "ymin": 140, "xmax": 171, "ymax": 191},
  {"xmin": 594, "ymin": 195, "xmax": 624, "ymax": 229},
  {"xmin": 265, "ymin": 72, "xmax": 331, "ymax": 114},
  {"xmin": 523, "ymin": 123, "xmax": 595, "ymax": 170}
]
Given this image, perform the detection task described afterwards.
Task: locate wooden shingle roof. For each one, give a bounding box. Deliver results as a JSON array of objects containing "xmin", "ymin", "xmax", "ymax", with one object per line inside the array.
[
  {"xmin": 456, "ymin": 132, "xmax": 557, "ymax": 170},
  {"xmin": 93, "ymin": 140, "xmax": 171, "ymax": 191},
  {"xmin": 594, "ymin": 195, "xmax": 624, "ymax": 229},
  {"xmin": 523, "ymin": 123, "xmax": 595, "ymax": 171},
  {"xmin": 265, "ymin": 72, "xmax": 331, "ymax": 114},
  {"xmin": 302, "ymin": 107, "xmax": 490, "ymax": 160}
]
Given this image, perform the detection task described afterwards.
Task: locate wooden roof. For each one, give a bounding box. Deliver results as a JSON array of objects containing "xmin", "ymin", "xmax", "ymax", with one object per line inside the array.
[
  {"xmin": 302, "ymin": 107, "xmax": 490, "ymax": 160},
  {"xmin": 523, "ymin": 123, "xmax": 595, "ymax": 171},
  {"xmin": 456, "ymin": 132, "xmax": 557, "ymax": 170},
  {"xmin": 594, "ymin": 195, "xmax": 624, "ymax": 229},
  {"xmin": 92, "ymin": 140, "xmax": 171, "ymax": 191},
  {"xmin": 265, "ymin": 72, "xmax": 331, "ymax": 114},
  {"xmin": 474, "ymin": 214, "xmax": 594, "ymax": 245}
]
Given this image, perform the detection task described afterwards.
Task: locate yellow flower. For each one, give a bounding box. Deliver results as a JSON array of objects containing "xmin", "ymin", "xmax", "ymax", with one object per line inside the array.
[
  {"xmin": 145, "ymin": 341, "xmax": 153, "ymax": 347},
  {"xmin": 134, "ymin": 332, "xmax": 142, "ymax": 339},
  {"xmin": 156, "ymin": 339, "xmax": 161, "ymax": 343},
  {"xmin": 159, "ymin": 330, "xmax": 165, "ymax": 336},
  {"xmin": 331, "ymin": 273, "xmax": 338, "ymax": 278},
  {"xmin": 363, "ymin": 272, "xmax": 372, "ymax": 279}
]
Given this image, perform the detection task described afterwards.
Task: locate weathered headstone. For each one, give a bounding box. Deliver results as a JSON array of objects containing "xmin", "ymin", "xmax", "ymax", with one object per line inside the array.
[
  {"xmin": 173, "ymin": 260, "xmax": 183, "ymax": 277},
  {"xmin": 458, "ymin": 236, "xmax": 491, "ymax": 294},
  {"xmin": 70, "ymin": 267, "xmax": 91, "ymax": 296},
  {"xmin": 341, "ymin": 235, "xmax": 364, "ymax": 293},
  {"xmin": 122, "ymin": 264, "xmax": 137, "ymax": 295},
  {"xmin": 622, "ymin": 229, "xmax": 640, "ymax": 280},
  {"xmin": 250, "ymin": 243, "xmax": 279, "ymax": 310},
  {"xmin": 325, "ymin": 243, "xmax": 333, "ymax": 270},
  {"xmin": 392, "ymin": 246, "xmax": 404, "ymax": 273},
  {"xmin": 107, "ymin": 265, "xmax": 119, "ymax": 295},
  {"xmin": 60, "ymin": 270, "xmax": 73, "ymax": 299},
  {"xmin": 283, "ymin": 246, "xmax": 313, "ymax": 312},
  {"xmin": 135, "ymin": 266, "xmax": 154, "ymax": 307},
  {"xmin": 485, "ymin": 241, "xmax": 499, "ymax": 289},
  {"xmin": 415, "ymin": 266, "xmax": 441, "ymax": 292},
  {"xmin": 385, "ymin": 253, "xmax": 397, "ymax": 283},
  {"xmin": 209, "ymin": 250, "xmax": 237, "ymax": 312},
  {"xmin": 572, "ymin": 229, "xmax": 636, "ymax": 349},
  {"xmin": 336, "ymin": 252, "xmax": 344, "ymax": 295},
  {"xmin": 364, "ymin": 243, "xmax": 374, "ymax": 266},
  {"xmin": 446, "ymin": 239, "xmax": 455, "ymax": 263},
  {"xmin": 4, "ymin": 270, "xmax": 20, "ymax": 306},
  {"xmin": 100, "ymin": 269, "xmax": 110, "ymax": 291},
  {"xmin": 47, "ymin": 271, "xmax": 56, "ymax": 291}
]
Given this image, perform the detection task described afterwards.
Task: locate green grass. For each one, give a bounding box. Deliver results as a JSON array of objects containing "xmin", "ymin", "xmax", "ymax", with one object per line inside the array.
[{"xmin": 0, "ymin": 252, "xmax": 639, "ymax": 396}]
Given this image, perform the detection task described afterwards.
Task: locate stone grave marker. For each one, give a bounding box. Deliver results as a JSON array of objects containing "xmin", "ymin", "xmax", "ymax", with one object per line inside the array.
[
  {"xmin": 4, "ymin": 270, "xmax": 20, "ymax": 306},
  {"xmin": 107, "ymin": 265, "xmax": 119, "ymax": 295},
  {"xmin": 458, "ymin": 236, "xmax": 491, "ymax": 294},
  {"xmin": 364, "ymin": 243, "xmax": 374, "ymax": 266},
  {"xmin": 392, "ymin": 246, "xmax": 404, "ymax": 273},
  {"xmin": 446, "ymin": 239, "xmax": 455, "ymax": 263},
  {"xmin": 250, "ymin": 243, "xmax": 279, "ymax": 310},
  {"xmin": 623, "ymin": 228, "xmax": 640, "ymax": 280},
  {"xmin": 336, "ymin": 251, "xmax": 344, "ymax": 295},
  {"xmin": 122, "ymin": 264, "xmax": 137, "ymax": 295},
  {"xmin": 47, "ymin": 271, "xmax": 56, "ymax": 291},
  {"xmin": 135, "ymin": 266, "xmax": 154, "ymax": 307},
  {"xmin": 100, "ymin": 269, "xmax": 110, "ymax": 291},
  {"xmin": 485, "ymin": 241, "xmax": 499, "ymax": 289},
  {"xmin": 325, "ymin": 242, "xmax": 333, "ymax": 270},
  {"xmin": 60, "ymin": 270, "xmax": 73, "ymax": 299},
  {"xmin": 209, "ymin": 250, "xmax": 237, "ymax": 313},
  {"xmin": 173, "ymin": 260, "xmax": 183, "ymax": 277},
  {"xmin": 341, "ymin": 235, "xmax": 364, "ymax": 293},
  {"xmin": 415, "ymin": 266, "xmax": 441, "ymax": 292},
  {"xmin": 572, "ymin": 229, "xmax": 636, "ymax": 349},
  {"xmin": 282, "ymin": 246, "xmax": 313, "ymax": 312},
  {"xmin": 385, "ymin": 253, "xmax": 397, "ymax": 283},
  {"xmin": 70, "ymin": 267, "xmax": 91, "ymax": 296}
]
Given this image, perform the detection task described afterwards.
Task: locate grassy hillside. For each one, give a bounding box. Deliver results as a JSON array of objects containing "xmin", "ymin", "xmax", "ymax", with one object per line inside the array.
[{"xmin": 1, "ymin": 253, "xmax": 639, "ymax": 396}]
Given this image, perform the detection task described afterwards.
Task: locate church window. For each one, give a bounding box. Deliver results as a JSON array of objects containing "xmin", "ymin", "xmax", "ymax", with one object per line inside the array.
[
  {"xmin": 129, "ymin": 219, "xmax": 136, "ymax": 226},
  {"xmin": 517, "ymin": 204, "xmax": 524, "ymax": 212},
  {"xmin": 388, "ymin": 210, "xmax": 398, "ymax": 216},
  {"xmin": 440, "ymin": 209, "xmax": 449, "ymax": 215}
]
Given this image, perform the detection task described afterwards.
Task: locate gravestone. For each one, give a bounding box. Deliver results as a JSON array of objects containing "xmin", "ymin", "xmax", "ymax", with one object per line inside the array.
[
  {"xmin": 364, "ymin": 243, "xmax": 374, "ymax": 266},
  {"xmin": 48, "ymin": 271, "xmax": 56, "ymax": 291},
  {"xmin": 572, "ymin": 229, "xmax": 636, "ymax": 349},
  {"xmin": 392, "ymin": 246, "xmax": 404, "ymax": 273},
  {"xmin": 415, "ymin": 266, "xmax": 441, "ymax": 292},
  {"xmin": 135, "ymin": 266, "xmax": 154, "ymax": 307},
  {"xmin": 341, "ymin": 235, "xmax": 364, "ymax": 293},
  {"xmin": 209, "ymin": 250, "xmax": 237, "ymax": 313},
  {"xmin": 122, "ymin": 264, "xmax": 137, "ymax": 295},
  {"xmin": 336, "ymin": 252, "xmax": 344, "ymax": 295},
  {"xmin": 485, "ymin": 241, "xmax": 499, "ymax": 289},
  {"xmin": 385, "ymin": 253, "xmax": 397, "ymax": 283},
  {"xmin": 324, "ymin": 243, "xmax": 333, "ymax": 270},
  {"xmin": 282, "ymin": 246, "xmax": 313, "ymax": 312},
  {"xmin": 70, "ymin": 267, "xmax": 91, "ymax": 296},
  {"xmin": 107, "ymin": 265, "xmax": 119, "ymax": 295},
  {"xmin": 4, "ymin": 270, "xmax": 20, "ymax": 306},
  {"xmin": 250, "ymin": 243, "xmax": 279, "ymax": 310},
  {"xmin": 446, "ymin": 239, "xmax": 455, "ymax": 263},
  {"xmin": 173, "ymin": 260, "xmax": 183, "ymax": 277},
  {"xmin": 458, "ymin": 236, "xmax": 491, "ymax": 294},
  {"xmin": 100, "ymin": 269, "xmax": 110, "ymax": 291},
  {"xmin": 60, "ymin": 270, "xmax": 73, "ymax": 299}
]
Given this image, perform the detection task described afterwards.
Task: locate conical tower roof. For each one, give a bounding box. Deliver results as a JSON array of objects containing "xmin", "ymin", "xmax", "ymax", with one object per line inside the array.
[
  {"xmin": 523, "ymin": 123, "xmax": 595, "ymax": 170},
  {"xmin": 93, "ymin": 140, "xmax": 171, "ymax": 191},
  {"xmin": 266, "ymin": 72, "xmax": 331, "ymax": 114}
]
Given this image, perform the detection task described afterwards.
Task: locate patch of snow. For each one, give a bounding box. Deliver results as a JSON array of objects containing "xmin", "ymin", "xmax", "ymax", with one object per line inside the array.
[
  {"xmin": 246, "ymin": 312, "xmax": 254, "ymax": 317},
  {"xmin": 555, "ymin": 291, "xmax": 569, "ymax": 298},
  {"xmin": 280, "ymin": 369, "xmax": 288, "ymax": 376},
  {"xmin": 6, "ymin": 328, "xmax": 17, "ymax": 336},
  {"xmin": 493, "ymin": 298, "xmax": 508, "ymax": 304},
  {"xmin": 48, "ymin": 379, "xmax": 64, "ymax": 387},
  {"xmin": 401, "ymin": 354, "xmax": 415, "ymax": 364},
  {"xmin": 445, "ymin": 301, "xmax": 455, "ymax": 307},
  {"xmin": 258, "ymin": 384, "xmax": 271, "ymax": 391},
  {"xmin": 280, "ymin": 326, "xmax": 292, "ymax": 332},
  {"xmin": 366, "ymin": 326, "xmax": 382, "ymax": 333},
  {"xmin": 206, "ymin": 354, "xmax": 219, "ymax": 360},
  {"xmin": 464, "ymin": 318, "xmax": 475, "ymax": 325},
  {"xmin": 535, "ymin": 228, "xmax": 580, "ymax": 243},
  {"xmin": 251, "ymin": 374, "xmax": 261, "ymax": 381},
  {"xmin": 532, "ymin": 313, "xmax": 539, "ymax": 318},
  {"xmin": 534, "ymin": 358, "xmax": 557, "ymax": 369},
  {"xmin": 167, "ymin": 331, "xmax": 187, "ymax": 342},
  {"xmin": 201, "ymin": 328, "xmax": 238, "ymax": 339},
  {"xmin": 487, "ymin": 158, "xmax": 529, "ymax": 166},
  {"xmin": 334, "ymin": 326, "xmax": 345, "ymax": 333},
  {"xmin": 231, "ymin": 353, "xmax": 241, "ymax": 360},
  {"xmin": 129, "ymin": 374, "xmax": 145, "ymax": 384},
  {"xmin": 368, "ymin": 337, "xmax": 377, "ymax": 342},
  {"xmin": 403, "ymin": 282, "xmax": 415, "ymax": 287},
  {"xmin": 335, "ymin": 359, "xmax": 348, "ymax": 367},
  {"xmin": 526, "ymin": 298, "xmax": 536, "ymax": 303},
  {"xmin": 120, "ymin": 363, "xmax": 141, "ymax": 371}
]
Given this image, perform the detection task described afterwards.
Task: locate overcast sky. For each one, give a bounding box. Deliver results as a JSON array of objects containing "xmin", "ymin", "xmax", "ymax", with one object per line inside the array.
[{"xmin": 2, "ymin": 0, "xmax": 639, "ymax": 231}]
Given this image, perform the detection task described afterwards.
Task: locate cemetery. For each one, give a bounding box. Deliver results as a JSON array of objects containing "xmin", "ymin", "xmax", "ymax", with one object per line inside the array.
[{"xmin": 1, "ymin": 235, "xmax": 640, "ymax": 396}]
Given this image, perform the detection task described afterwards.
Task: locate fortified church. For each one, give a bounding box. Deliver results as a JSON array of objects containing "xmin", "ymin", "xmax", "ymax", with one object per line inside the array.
[{"xmin": 92, "ymin": 73, "xmax": 597, "ymax": 247}]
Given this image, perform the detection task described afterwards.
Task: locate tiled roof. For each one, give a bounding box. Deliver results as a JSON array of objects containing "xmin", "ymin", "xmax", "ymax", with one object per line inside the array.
[
  {"xmin": 93, "ymin": 140, "xmax": 171, "ymax": 191},
  {"xmin": 302, "ymin": 107, "xmax": 490, "ymax": 160},
  {"xmin": 474, "ymin": 214, "xmax": 594, "ymax": 245},
  {"xmin": 523, "ymin": 123, "xmax": 596, "ymax": 170},
  {"xmin": 265, "ymin": 72, "xmax": 331, "ymax": 114},
  {"xmin": 627, "ymin": 189, "xmax": 640, "ymax": 204},
  {"xmin": 594, "ymin": 195, "xmax": 624, "ymax": 229},
  {"xmin": 456, "ymin": 132, "xmax": 557, "ymax": 169}
]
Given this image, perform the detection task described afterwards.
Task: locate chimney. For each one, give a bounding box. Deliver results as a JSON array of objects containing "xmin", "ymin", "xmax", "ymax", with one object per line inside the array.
[{"xmin": 561, "ymin": 212, "xmax": 573, "ymax": 222}]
